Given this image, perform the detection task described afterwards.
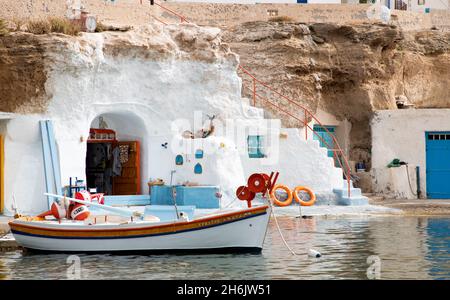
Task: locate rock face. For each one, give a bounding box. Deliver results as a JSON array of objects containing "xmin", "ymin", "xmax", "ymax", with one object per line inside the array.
[
  {"xmin": 223, "ymin": 21, "xmax": 450, "ymax": 165},
  {"xmin": 0, "ymin": 23, "xmax": 237, "ymax": 114},
  {"xmin": 0, "ymin": 22, "xmax": 255, "ymax": 215}
]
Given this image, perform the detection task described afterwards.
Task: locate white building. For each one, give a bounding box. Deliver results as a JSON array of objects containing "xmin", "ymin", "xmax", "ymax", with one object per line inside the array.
[
  {"xmin": 165, "ymin": 0, "xmax": 342, "ymax": 4},
  {"xmin": 0, "ymin": 24, "xmax": 364, "ymax": 216},
  {"xmin": 345, "ymin": 0, "xmax": 449, "ymax": 12},
  {"xmin": 372, "ymin": 109, "xmax": 450, "ymax": 199}
]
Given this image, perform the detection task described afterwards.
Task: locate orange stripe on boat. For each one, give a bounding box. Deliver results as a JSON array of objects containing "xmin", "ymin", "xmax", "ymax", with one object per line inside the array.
[{"xmin": 9, "ymin": 206, "xmax": 268, "ymax": 238}]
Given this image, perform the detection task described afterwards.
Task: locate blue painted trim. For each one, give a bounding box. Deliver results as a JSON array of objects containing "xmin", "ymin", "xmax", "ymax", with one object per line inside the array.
[
  {"xmin": 39, "ymin": 121, "xmax": 54, "ymax": 208},
  {"xmin": 195, "ymin": 149, "xmax": 204, "ymax": 159},
  {"xmin": 11, "ymin": 211, "xmax": 267, "ymax": 240},
  {"xmin": 194, "ymin": 163, "xmax": 203, "ymax": 174},
  {"xmin": 425, "ymin": 131, "xmax": 450, "ymax": 199},
  {"xmin": 46, "ymin": 121, "xmax": 62, "ymax": 198}
]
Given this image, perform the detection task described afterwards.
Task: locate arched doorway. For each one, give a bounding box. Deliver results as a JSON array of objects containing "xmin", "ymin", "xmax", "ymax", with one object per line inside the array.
[{"xmin": 85, "ymin": 112, "xmax": 147, "ymax": 196}]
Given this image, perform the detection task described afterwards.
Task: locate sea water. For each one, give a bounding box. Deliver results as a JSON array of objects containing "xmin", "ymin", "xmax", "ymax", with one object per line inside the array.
[{"xmin": 0, "ymin": 216, "xmax": 448, "ymax": 280}]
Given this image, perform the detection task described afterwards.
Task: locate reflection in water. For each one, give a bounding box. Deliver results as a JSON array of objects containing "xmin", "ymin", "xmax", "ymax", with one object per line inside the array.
[
  {"xmin": 0, "ymin": 216, "xmax": 448, "ymax": 279},
  {"xmin": 426, "ymin": 219, "xmax": 450, "ymax": 280}
]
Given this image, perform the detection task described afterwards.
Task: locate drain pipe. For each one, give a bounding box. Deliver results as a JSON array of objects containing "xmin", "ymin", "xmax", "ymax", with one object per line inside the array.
[{"xmin": 416, "ymin": 166, "xmax": 421, "ymax": 199}]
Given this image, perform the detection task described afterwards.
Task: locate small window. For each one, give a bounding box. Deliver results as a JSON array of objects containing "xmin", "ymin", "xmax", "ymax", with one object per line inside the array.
[
  {"xmin": 428, "ymin": 133, "xmax": 450, "ymax": 140},
  {"xmin": 195, "ymin": 149, "xmax": 204, "ymax": 159},
  {"xmin": 194, "ymin": 163, "xmax": 203, "ymax": 174},
  {"xmin": 248, "ymin": 135, "xmax": 265, "ymax": 158},
  {"xmin": 418, "ymin": 0, "xmax": 425, "ymax": 5},
  {"xmin": 175, "ymin": 155, "xmax": 184, "ymax": 165}
]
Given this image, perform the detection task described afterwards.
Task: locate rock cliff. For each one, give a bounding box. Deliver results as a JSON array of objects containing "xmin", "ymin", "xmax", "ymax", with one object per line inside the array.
[
  {"xmin": 0, "ymin": 23, "xmax": 238, "ymax": 114},
  {"xmin": 223, "ymin": 21, "xmax": 450, "ymax": 164}
]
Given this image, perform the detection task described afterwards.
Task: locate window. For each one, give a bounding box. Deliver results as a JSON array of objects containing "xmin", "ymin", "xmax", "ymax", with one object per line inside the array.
[
  {"xmin": 428, "ymin": 133, "xmax": 450, "ymax": 140},
  {"xmin": 248, "ymin": 135, "xmax": 265, "ymax": 158},
  {"xmin": 418, "ymin": 0, "xmax": 425, "ymax": 5},
  {"xmin": 395, "ymin": 0, "xmax": 408, "ymax": 10}
]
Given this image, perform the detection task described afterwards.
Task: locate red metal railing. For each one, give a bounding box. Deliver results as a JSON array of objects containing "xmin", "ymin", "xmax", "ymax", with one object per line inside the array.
[
  {"xmin": 151, "ymin": 1, "xmax": 352, "ymax": 197},
  {"xmin": 154, "ymin": 2, "xmax": 189, "ymax": 23},
  {"xmin": 239, "ymin": 66, "xmax": 352, "ymax": 197}
]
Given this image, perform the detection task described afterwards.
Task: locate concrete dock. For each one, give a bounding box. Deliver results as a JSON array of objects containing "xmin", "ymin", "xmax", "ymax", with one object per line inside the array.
[{"xmin": 0, "ymin": 215, "xmax": 17, "ymax": 252}]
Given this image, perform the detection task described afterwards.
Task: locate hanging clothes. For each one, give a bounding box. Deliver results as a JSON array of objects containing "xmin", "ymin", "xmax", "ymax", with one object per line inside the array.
[{"xmin": 112, "ymin": 146, "xmax": 122, "ymax": 176}]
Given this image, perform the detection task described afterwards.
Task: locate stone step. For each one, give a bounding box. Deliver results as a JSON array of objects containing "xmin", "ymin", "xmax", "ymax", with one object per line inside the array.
[
  {"xmin": 337, "ymin": 196, "xmax": 369, "ymax": 206},
  {"xmin": 333, "ymin": 187, "xmax": 362, "ymax": 197}
]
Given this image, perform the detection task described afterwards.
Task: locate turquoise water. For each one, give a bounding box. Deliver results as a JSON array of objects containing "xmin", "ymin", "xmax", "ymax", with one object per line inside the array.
[{"xmin": 0, "ymin": 216, "xmax": 449, "ymax": 279}]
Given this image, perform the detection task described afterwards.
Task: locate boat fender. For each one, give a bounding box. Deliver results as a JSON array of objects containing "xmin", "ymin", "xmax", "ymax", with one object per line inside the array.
[
  {"xmin": 50, "ymin": 201, "xmax": 67, "ymax": 219},
  {"xmin": 70, "ymin": 203, "xmax": 90, "ymax": 221},
  {"xmin": 269, "ymin": 184, "xmax": 293, "ymax": 207},
  {"xmin": 308, "ymin": 249, "xmax": 321, "ymax": 258},
  {"xmin": 91, "ymin": 193, "xmax": 105, "ymax": 205},
  {"xmin": 75, "ymin": 190, "xmax": 91, "ymax": 202},
  {"xmin": 293, "ymin": 186, "xmax": 316, "ymax": 206}
]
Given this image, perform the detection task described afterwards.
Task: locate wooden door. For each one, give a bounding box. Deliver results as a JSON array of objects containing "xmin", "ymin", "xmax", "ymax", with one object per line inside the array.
[{"xmin": 112, "ymin": 141, "xmax": 141, "ymax": 195}]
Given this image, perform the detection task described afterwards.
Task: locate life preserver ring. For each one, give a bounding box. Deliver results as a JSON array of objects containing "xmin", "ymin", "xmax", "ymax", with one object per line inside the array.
[
  {"xmin": 293, "ymin": 186, "xmax": 316, "ymax": 206},
  {"xmin": 269, "ymin": 184, "xmax": 293, "ymax": 207}
]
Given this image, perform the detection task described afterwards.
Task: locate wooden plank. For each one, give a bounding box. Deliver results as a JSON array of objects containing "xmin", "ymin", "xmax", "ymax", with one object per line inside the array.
[
  {"xmin": 113, "ymin": 141, "xmax": 140, "ymax": 195},
  {"xmin": 39, "ymin": 121, "xmax": 54, "ymax": 208},
  {"xmin": 46, "ymin": 121, "xmax": 62, "ymax": 197},
  {"xmin": 0, "ymin": 135, "xmax": 4, "ymax": 214}
]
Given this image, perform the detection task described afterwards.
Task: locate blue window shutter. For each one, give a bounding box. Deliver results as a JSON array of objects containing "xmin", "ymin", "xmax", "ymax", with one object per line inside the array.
[
  {"xmin": 194, "ymin": 163, "xmax": 203, "ymax": 174},
  {"xmin": 175, "ymin": 155, "xmax": 184, "ymax": 165},
  {"xmin": 248, "ymin": 135, "xmax": 264, "ymax": 158}
]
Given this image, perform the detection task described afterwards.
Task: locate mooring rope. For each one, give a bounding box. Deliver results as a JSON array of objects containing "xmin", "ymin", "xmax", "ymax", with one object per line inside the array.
[{"xmin": 267, "ymin": 198, "xmax": 299, "ymax": 256}]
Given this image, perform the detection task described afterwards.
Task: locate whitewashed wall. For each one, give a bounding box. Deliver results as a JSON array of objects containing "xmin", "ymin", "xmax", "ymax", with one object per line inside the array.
[
  {"xmin": 2, "ymin": 31, "xmax": 344, "ymax": 215},
  {"xmin": 371, "ymin": 109, "xmax": 450, "ymax": 199}
]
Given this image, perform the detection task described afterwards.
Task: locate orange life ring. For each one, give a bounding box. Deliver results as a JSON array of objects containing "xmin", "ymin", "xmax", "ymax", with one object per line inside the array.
[
  {"xmin": 293, "ymin": 186, "xmax": 316, "ymax": 206},
  {"xmin": 269, "ymin": 184, "xmax": 293, "ymax": 207}
]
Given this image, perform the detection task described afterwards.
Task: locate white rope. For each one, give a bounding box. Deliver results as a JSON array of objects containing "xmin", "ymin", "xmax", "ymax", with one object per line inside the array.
[{"xmin": 267, "ymin": 197, "xmax": 299, "ymax": 256}]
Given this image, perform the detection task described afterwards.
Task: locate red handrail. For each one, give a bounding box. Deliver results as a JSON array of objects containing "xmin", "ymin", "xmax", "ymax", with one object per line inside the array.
[
  {"xmin": 154, "ymin": 2, "xmax": 189, "ymax": 23},
  {"xmin": 242, "ymin": 85, "xmax": 350, "ymax": 184},
  {"xmin": 241, "ymin": 71, "xmax": 352, "ymax": 197},
  {"xmin": 151, "ymin": 1, "xmax": 352, "ymax": 197}
]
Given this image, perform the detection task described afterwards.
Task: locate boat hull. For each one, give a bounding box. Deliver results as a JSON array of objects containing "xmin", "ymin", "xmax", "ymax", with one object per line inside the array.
[{"xmin": 9, "ymin": 206, "xmax": 270, "ymax": 253}]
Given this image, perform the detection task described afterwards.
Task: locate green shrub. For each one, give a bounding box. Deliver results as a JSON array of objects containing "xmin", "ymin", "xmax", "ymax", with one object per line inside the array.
[
  {"xmin": 94, "ymin": 21, "xmax": 107, "ymax": 32},
  {"xmin": 12, "ymin": 18, "xmax": 24, "ymax": 31},
  {"xmin": 268, "ymin": 16, "xmax": 294, "ymax": 23},
  {"xmin": 0, "ymin": 19, "xmax": 9, "ymax": 36},
  {"xmin": 49, "ymin": 17, "xmax": 69, "ymax": 33},
  {"xmin": 27, "ymin": 18, "xmax": 82, "ymax": 36},
  {"xmin": 27, "ymin": 19, "xmax": 51, "ymax": 34},
  {"xmin": 49, "ymin": 17, "xmax": 81, "ymax": 36}
]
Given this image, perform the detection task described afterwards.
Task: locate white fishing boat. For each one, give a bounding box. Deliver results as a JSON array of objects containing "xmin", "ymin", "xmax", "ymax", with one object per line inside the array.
[
  {"xmin": 10, "ymin": 172, "xmax": 279, "ymax": 254},
  {"xmin": 9, "ymin": 204, "xmax": 270, "ymax": 253}
]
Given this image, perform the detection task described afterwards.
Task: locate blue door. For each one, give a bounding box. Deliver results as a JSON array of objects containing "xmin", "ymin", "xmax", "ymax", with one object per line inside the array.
[
  {"xmin": 313, "ymin": 125, "xmax": 336, "ymax": 158},
  {"xmin": 297, "ymin": 0, "xmax": 308, "ymax": 3},
  {"xmin": 426, "ymin": 132, "xmax": 450, "ymax": 199}
]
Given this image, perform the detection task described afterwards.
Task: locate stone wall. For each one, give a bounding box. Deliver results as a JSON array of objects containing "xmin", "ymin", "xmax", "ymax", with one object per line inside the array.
[{"xmin": 1, "ymin": 1, "xmax": 449, "ymax": 31}]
